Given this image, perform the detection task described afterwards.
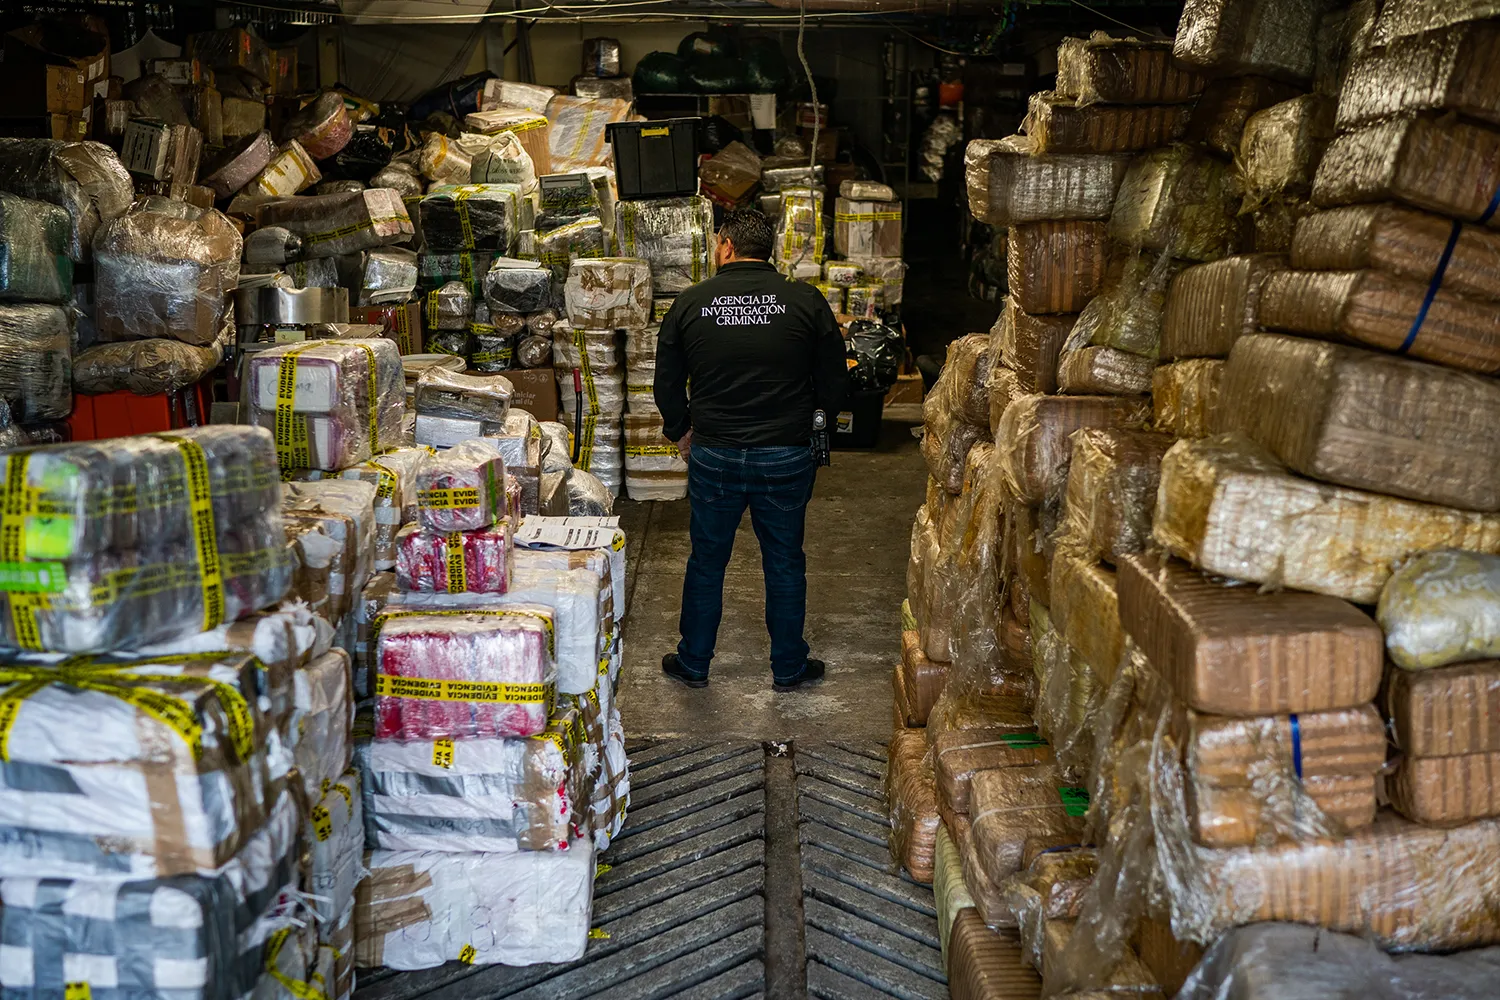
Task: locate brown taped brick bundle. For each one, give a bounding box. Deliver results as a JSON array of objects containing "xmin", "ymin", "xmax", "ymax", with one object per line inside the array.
[
  {"xmin": 900, "ymin": 629, "xmax": 950, "ymax": 726},
  {"xmin": 1336, "ymin": 19, "xmax": 1500, "ymax": 130},
  {"xmin": 1022, "ymin": 93, "xmax": 1190, "ymax": 154},
  {"xmin": 1160, "ymin": 254, "xmax": 1287, "ymax": 359},
  {"xmin": 947, "ymin": 910, "xmax": 1042, "ymax": 1000},
  {"xmin": 1057, "ymin": 35, "xmax": 1204, "ymax": 106},
  {"xmin": 1219, "ymin": 334, "xmax": 1500, "ymax": 510},
  {"xmin": 1151, "ymin": 434, "xmax": 1500, "ymax": 603},
  {"xmin": 969, "ymin": 765, "xmax": 1087, "ymax": 891},
  {"xmin": 1293, "ymin": 204, "xmax": 1500, "ymax": 303},
  {"xmin": 1259, "ymin": 268, "xmax": 1500, "ymax": 376},
  {"xmin": 1056, "ymin": 346, "xmax": 1154, "ymax": 396},
  {"xmin": 1050, "ymin": 549, "xmax": 1125, "ymax": 686},
  {"xmin": 935, "ymin": 728, "xmax": 1052, "ymax": 815},
  {"xmin": 888, "ymin": 728, "xmax": 940, "ymax": 882},
  {"xmin": 996, "ymin": 395, "xmax": 1150, "ymax": 504},
  {"xmin": 1390, "ymin": 752, "xmax": 1500, "ymax": 825},
  {"xmin": 993, "ymin": 297, "xmax": 1075, "ymax": 394},
  {"xmin": 1173, "ymin": 0, "xmax": 1337, "ymax": 83},
  {"xmin": 1062, "ymin": 428, "xmax": 1173, "ymax": 564},
  {"xmin": 1186, "ymin": 705, "xmax": 1385, "ymax": 847},
  {"xmin": 1117, "ymin": 553, "xmax": 1383, "ymax": 715},
  {"xmin": 1007, "ymin": 222, "xmax": 1110, "ymax": 314},
  {"xmin": 1186, "ymin": 75, "xmax": 1304, "ymax": 157},
  {"xmin": 1387, "ymin": 660, "xmax": 1500, "ymax": 758},
  {"xmin": 1152, "ymin": 360, "xmax": 1223, "ymax": 440}
]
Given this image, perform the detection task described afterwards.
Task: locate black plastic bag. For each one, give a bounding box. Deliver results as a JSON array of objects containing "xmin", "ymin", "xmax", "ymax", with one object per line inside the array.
[
  {"xmin": 686, "ymin": 54, "xmax": 750, "ymax": 94},
  {"xmin": 634, "ymin": 51, "xmax": 688, "ymax": 93},
  {"xmin": 407, "ymin": 71, "xmax": 493, "ymax": 122},
  {"xmin": 743, "ymin": 37, "xmax": 791, "ymax": 94},
  {"xmin": 677, "ymin": 31, "xmax": 737, "ymax": 60},
  {"xmin": 845, "ymin": 320, "xmax": 904, "ymax": 393},
  {"xmin": 697, "ymin": 116, "xmax": 744, "ymax": 155},
  {"xmin": 329, "ymin": 128, "xmax": 393, "ymax": 182}
]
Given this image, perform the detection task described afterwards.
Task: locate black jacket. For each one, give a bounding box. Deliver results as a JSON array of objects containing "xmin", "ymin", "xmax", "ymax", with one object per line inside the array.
[{"xmin": 653, "ymin": 260, "xmax": 849, "ymax": 448}]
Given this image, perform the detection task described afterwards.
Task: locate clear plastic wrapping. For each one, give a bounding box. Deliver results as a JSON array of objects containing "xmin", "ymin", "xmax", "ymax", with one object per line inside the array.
[
  {"xmin": 248, "ymin": 339, "xmax": 405, "ymax": 472},
  {"xmin": 564, "ymin": 257, "xmax": 651, "ymax": 329},
  {"xmin": 1022, "ymin": 92, "xmax": 1191, "ymax": 154},
  {"xmin": 1389, "ymin": 750, "xmax": 1500, "ymax": 824},
  {"xmin": 481, "ymin": 80, "xmax": 558, "ymax": 115},
  {"xmin": 1219, "ymin": 333, "xmax": 1500, "ymax": 511},
  {"xmin": 0, "ymin": 792, "xmax": 299, "ymax": 999},
  {"xmin": 419, "ymin": 183, "xmax": 521, "ymax": 253},
  {"xmin": 544, "ymin": 96, "xmax": 630, "ymax": 172},
  {"xmin": 623, "ymin": 413, "xmax": 686, "ymax": 501},
  {"xmin": 1313, "ymin": 115, "xmax": 1500, "ymax": 229},
  {"xmin": 614, "ymin": 196, "xmax": 715, "ymax": 295},
  {"xmin": 483, "ymin": 258, "xmax": 553, "ymax": 314},
  {"xmin": 373, "ymin": 605, "xmax": 553, "ymax": 739},
  {"xmin": 1057, "ymin": 344, "xmax": 1154, "ymax": 395},
  {"xmin": 1387, "ymin": 657, "xmax": 1500, "ymax": 759},
  {"xmin": 299, "ymin": 447, "xmax": 423, "ymax": 572},
  {"xmin": 356, "ymin": 711, "xmax": 583, "ymax": 852},
  {"xmin": 1006, "ymin": 220, "xmax": 1110, "ymax": 314},
  {"xmin": 1159, "ymin": 254, "xmax": 1287, "ymax": 359},
  {"xmin": 0, "ymin": 139, "xmax": 133, "ymax": 262},
  {"xmin": 1003, "ymin": 848, "xmax": 1098, "ymax": 970},
  {"xmin": 1240, "ymin": 95, "xmax": 1336, "ymax": 209},
  {"xmin": 0, "ymin": 428, "xmax": 292, "ymax": 654},
  {"xmin": 1292, "ymin": 204, "xmax": 1500, "ymax": 304},
  {"xmin": 414, "ymin": 438, "xmax": 508, "ymax": 533},
  {"xmin": 934, "ymin": 728, "xmax": 1052, "ymax": 815},
  {"xmin": 1153, "ymin": 433, "xmax": 1500, "ymax": 604},
  {"xmin": 699, "ymin": 141, "xmax": 763, "ymax": 203},
  {"xmin": 969, "ymin": 765, "xmax": 1088, "ymax": 892},
  {"xmin": 282, "ymin": 478, "xmax": 377, "ymax": 619},
  {"xmin": 1108, "ymin": 145, "xmax": 1239, "ymax": 262},
  {"xmin": 355, "ymin": 842, "xmax": 593, "ymax": 969},
  {"xmin": 1337, "ymin": 19, "xmax": 1500, "ymax": 131},
  {"xmin": 246, "ymin": 141, "xmax": 321, "ymax": 199},
  {"xmin": 1172, "ymin": 0, "xmax": 1338, "ymax": 83},
  {"xmin": 0, "ymin": 652, "xmax": 288, "ymax": 877},
  {"xmin": 1057, "ymin": 33, "xmax": 1205, "ymax": 105},
  {"xmin": 897, "ymin": 628, "xmax": 950, "ymax": 726},
  {"xmin": 967, "ymin": 134, "xmax": 1130, "ymax": 228},
  {"xmin": 537, "ymin": 214, "xmax": 607, "ymax": 277},
  {"xmin": 1061, "ymin": 429, "xmax": 1172, "ymax": 565},
  {"xmin": 1379, "ymin": 550, "xmax": 1500, "ymax": 670},
  {"xmin": 283, "ymin": 91, "xmax": 352, "ymax": 160},
  {"xmin": 256, "ymin": 190, "xmax": 413, "ymax": 258},
  {"xmin": 0, "ymin": 193, "xmax": 70, "ymax": 303},
  {"xmin": 1260, "ymin": 267, "xmax": 1500, "ymax": 376},
  {"xmin": 774, "ymin": 187, "xmax": 826, "ymax": 269},
  {"xmin": 355, "ymin": 246, "xmax": 419, "ymax": 305},
  {"xmin": 887, "ymin": 728, "xmax": 940, "ymax": 883},
  {"xmin": 1177, "ymin": 922, "xmax": 1500, "ymax": 999},
  {"xmin": 996, "ymin": 394, "xmax": 1150, "ymax": 504},
  {"xmin": 291, "ymin": 647, "xmax": 355, "ymax": 803},
  {"xmin": 0, "ymin": 305, "xmax": 71, "ymax": 422},
  {"xmin": 396, "ymin": 523, "xmax": 514, "ymax": 594},
  {"xmin": 1151, "ymin": 359, "xmax": 1223, "ymax": 440},
  {"xmin": 372, "ymin": 161, "xmax": 424, "ymax": 198},
  {"xmin": 992, "ymin": 298, "xmax": 1073, "ymax": 395},
  {"xmin": 1066, "ymin": 250, "xmax": 1186, "ymax": 362},
  {"xmin": 94, "ymin": 198, "xmax": 240, "ymax": 346}
]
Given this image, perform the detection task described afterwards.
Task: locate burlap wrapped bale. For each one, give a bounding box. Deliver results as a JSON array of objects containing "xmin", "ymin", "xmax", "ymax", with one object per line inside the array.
[
  {"xmin": 1152, "ymin": 434, "xmax": 1500, "ymax": 604},
  {"xmin": 1386, "ymin": 659, "xmax": 1500, "ymax": 757},
  {"xmin": 1119, "ymin": 552, "xmax": 1382, "ymax": 716},
  {"xmin": 1220, "ymin": 334, "xmax": 1500, "ymax": 511},
  {"xmin": 1057, "ymin": 345, "xmax": 1154, "ymax": 396},
  {"xmin": 966, "ymin": 134, "xmax": 1130, "ymax": 228},
  {"xmin": 1259, "ymin": 268, "xmax": 1500, "ymax": 376},
  {"xmin": 1022, "ymin": 93, "xmax": 1190, "ymax": 154},
  {"xmin": 996, "ymin": 395, "xmax": 1150, "ymax": 504},
  {"xmin": 1390, "ymin": 752, "xmax": 1500, "ymax": 825},
  {"xmin": 1152, "ymin": 360, "xmax": 1223, "ymax": 439},
  {"xmin": 1313, "ymin": 115, "xmax": 1500, "ymax": 228},
  {"xmin": 1336, "ymin": 19, "xmax": 1500, "ymax": 131},
  {"xmin": 888, "ymin": 727, "xmax": 940, "ymax": 882},
  {"xmin": 1159, "ymin": 254, "xmax": 1288, "ymax": 359},
  {"xmin": 1109, "ymin": 146, "xmax": 1240, "ymax": 262},
  {"xmin": 1173, "ymin": 0, "xmax": 1341, "ymax": 83},
  {"xmin": 1184, "ymin": 76, "xmax": 1305, "ymax": 158},
  {"xmin": 1186, "ymin": 706, "xmax": 1385, "ymax": 847},
  {"xmin": 1057, "ymin": 33, "xmax": 1205, "ymax": 106},
  {"xmin": 1007, "ymin": 221, "xmax": 1110, "ymax": 315},
  {"xmin": 1062, "ymin": 428, "xmax": 1172, "ymax": 565},
  {"xmin": 1292, "ymin": 204, "xmax": 1500, "ymax": 303},
  {"xmin": 993, "ymin": 297, "xmax": 1074, "ymax": 394}
]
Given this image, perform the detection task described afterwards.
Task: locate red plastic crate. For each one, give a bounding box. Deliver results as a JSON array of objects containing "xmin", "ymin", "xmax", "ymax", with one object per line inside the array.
[{"xmin": 66, "ymin": 381, "xmax": 213, "ymax": 441}]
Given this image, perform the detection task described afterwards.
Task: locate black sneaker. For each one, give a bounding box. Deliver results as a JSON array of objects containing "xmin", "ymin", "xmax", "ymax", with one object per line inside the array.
[
  {"xmin": 773, "ymin": 659, "xmax": 826, "ymax": 692},
  {"xmin": 662, "ymin": 653, "xmax": 709, "ymax": 688}
]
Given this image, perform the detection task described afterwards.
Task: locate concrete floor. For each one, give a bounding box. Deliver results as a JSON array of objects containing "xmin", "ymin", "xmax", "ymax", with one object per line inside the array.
[{"xmin": 616, "ymin": 416, "xmax": 926, "ymax": 743}]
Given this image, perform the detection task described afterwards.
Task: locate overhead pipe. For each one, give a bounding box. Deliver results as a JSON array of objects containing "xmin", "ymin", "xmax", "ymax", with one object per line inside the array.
[{"xmin": 762, "ymin": 0, "xmax": 1003, "ymax": 14}]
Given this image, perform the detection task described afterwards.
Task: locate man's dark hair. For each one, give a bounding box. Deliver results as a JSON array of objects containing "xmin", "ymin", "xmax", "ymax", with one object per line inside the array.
[{"xmin": 718, "ymin": 209, "xmax": 775, "ymax": 261}]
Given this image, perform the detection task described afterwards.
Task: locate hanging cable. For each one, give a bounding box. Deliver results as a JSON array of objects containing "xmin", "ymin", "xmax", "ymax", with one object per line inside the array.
[{"xmin": 794, "ymin": 0, "xmax": 819, "ymax": 271}]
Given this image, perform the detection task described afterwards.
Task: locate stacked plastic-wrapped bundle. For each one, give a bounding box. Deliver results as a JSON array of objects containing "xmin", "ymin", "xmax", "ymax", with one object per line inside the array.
[
  {"xmin": 247, "ymin": 339, "xmax": 405, "ymax": 473},
  {"xmin": 614, "ymin": 196, "xmax": 716, "ymax": 295},
  {"xmin": 282, "ymin": 479, "xmax": 379, "ymax": 624},
  {"xmin": 553, "ymin": 322, "xmax": 625, "ymax": 496},
  {"xmin": 0, "ymin": 191, "xmax": 74, "ymax": 426},
  {"xmin": 0, "ymin": 426, "xmax": 295, "ymax": 654},
  {"xmin": 774, "ymin": 187, "xmax": 826, "ymax": 273},
  {"xmin": 412, "ymin": 367, "xmax": 514, "ymax": 446}
]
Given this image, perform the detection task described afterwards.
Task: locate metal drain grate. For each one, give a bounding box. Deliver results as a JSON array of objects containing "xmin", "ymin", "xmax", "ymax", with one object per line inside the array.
[
  {"xmin": 355, "ymin": 740, "xmax": 946, "ymax": 1000},
  {"xmin": 798, "ymin": 742, "xmax": 948, "ymax": 1000}
]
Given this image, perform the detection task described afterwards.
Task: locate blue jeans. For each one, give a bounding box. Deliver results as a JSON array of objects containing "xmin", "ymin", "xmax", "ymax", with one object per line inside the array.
[{"xmin": 678, "ymin": 445, "xmax": 817, "ymax": 684}]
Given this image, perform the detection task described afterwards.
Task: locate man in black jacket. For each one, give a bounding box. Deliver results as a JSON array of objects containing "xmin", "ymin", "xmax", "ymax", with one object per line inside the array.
[{"xmin": 653, "ymin": 208, "xmax": 849, "ymax": 691}]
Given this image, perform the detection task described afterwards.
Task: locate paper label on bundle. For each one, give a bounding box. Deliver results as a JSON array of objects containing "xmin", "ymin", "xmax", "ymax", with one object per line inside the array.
[
  {"xmin": 1057, "ymin": 786, "xmax": 1089, "ymax": 817},
  {"xmin": 432, "ymin": 738, "xmax": 455, "ymax": 768},
  {"xmin": 0, "ymin": 561, "xmax": 66, "ymax": 593}
]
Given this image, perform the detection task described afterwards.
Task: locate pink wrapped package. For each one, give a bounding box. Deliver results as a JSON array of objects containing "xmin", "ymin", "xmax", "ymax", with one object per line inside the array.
[
  {"xmin": 396, "ymin": 522, "xmax": 513, "ymax": 594},
  {"xmin": 415, "ymin": 439, "xmax": 507, "ymax": 533},
  {"xmin": 373, "ymin": 605, "xmax": 555, "ymax": 739}
]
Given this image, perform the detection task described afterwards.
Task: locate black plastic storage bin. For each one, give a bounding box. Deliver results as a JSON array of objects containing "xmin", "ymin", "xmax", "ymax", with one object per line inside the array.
[
  {"xmin": 608, "ymin": 118, "xmax": 699, "ymax": 200},
  {"xmin": 831, "ymin": 389, "xmax": 886, "ymax": 450}
]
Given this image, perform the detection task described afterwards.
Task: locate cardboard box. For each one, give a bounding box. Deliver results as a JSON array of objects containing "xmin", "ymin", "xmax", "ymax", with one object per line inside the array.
[
  {"xmin": 504, "ymin": 366, "xmax": 559, "ymax": 424},
  {"xmin": 3, "ymin": 21, "xmax": 110, "ymax": 115}
]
